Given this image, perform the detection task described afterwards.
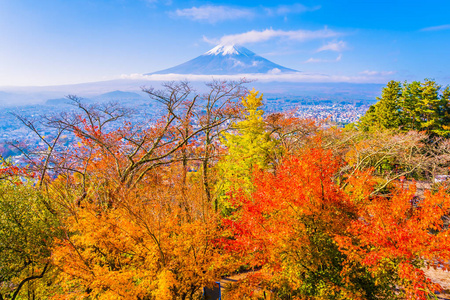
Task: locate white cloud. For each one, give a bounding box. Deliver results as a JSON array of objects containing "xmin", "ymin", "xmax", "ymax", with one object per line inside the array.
[
  {"xmin": 204, "ymin": 28, "xmax": 342, "ymax": 46},
  {"xmin": 304, "ymin": 54, "xmax": 342, "ymax": 63},
  {"xmin": 268, "ymin": 68, "xmax": 282, "ymax": 74},
  {"xmin": 265, "ymin": 3, "xmax": 321, "ymax": 16},
  {"xmin": 359, "ymin": 70, "xmax": 396, "ymax": 76},
  {"xmin": 316, "ymin": 41, "xmax": 347, "ymax": 52},
  {"xmin": 120, "ymin": 70, "xmax": 391, "ymax": 84},
  {"xmin": 420, "ymin": 24, "xmax": 450, "ymax": 32},
  {"xmin": 174, "ymin": 5, "xmax": 254, "ymax": 23}
]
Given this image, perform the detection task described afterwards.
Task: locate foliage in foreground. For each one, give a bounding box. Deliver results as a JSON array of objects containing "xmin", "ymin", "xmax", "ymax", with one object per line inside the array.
[
  {"xmin": 1, "ymin": 81, "xmax": 450, "ymax": 299},
  {"xmin": 0, "ymin": 177, "xmax": 60, "ymax": 300},
  {"xmin": 222, "ymin": 147, "xmax": 450, "ymax": 299}
]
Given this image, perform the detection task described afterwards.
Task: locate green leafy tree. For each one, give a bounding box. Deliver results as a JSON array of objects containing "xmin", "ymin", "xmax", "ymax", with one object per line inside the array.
[
  {"xmin": 360, "ymin": 79, "xmax": 450, "ymax": 136},
  {"xmin": 441, "ymin": 86, "xmax": 450, "ymax": 133},
  {"xmin": 360, "ymin": 80, "xmax": 402, "ymax": 131},
  {"xmin": 0, "ymin": 179, "xmax": 60, "ymax": 300},
  {"xmin": 400, "ymin": 80, "xmax": 422, "ymax": 131},
  {"xmin": 417, "ymin": 79, "xmax": 450, "ymax": 136}
]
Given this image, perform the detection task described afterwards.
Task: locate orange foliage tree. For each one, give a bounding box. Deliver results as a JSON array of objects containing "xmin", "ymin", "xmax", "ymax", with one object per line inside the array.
[
  {"xmin": 51, "ymin": 174, "xmax": 233, "ymax": 300},
  {"xmin": 12, "ymin": 81, "xmax": 248, "ymax": 299},
  {"xmin": 223, "ymin": 147, "xmax": 450, "ymax": 299},
  {"xmin": 338, "ymin": 177, "xmax": 450, "ymax": 299}
]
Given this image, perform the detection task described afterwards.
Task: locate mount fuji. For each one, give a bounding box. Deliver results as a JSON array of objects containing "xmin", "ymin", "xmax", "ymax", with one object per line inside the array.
[{"xmin": 147, "ymin": 44, "xmax": 299, "ymax": 75}]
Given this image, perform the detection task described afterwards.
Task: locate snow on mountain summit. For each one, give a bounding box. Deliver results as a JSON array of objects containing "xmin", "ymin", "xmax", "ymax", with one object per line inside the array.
[
  {"xmin": 148, "ymin": 45, "xmax": 298, "ymax": 75},
  {"xmin": 205, "ymin": 44, "xmax": 255, "ymax": 57}
]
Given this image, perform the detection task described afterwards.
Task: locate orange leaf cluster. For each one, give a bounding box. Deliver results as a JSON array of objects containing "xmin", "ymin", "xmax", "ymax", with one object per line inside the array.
[{"xmin": 223, "ymin": 147, "xmax": 450, "ymax": 299}]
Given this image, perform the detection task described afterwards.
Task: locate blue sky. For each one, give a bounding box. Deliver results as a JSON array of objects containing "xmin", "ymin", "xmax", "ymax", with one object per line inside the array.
[{"xmin": 1, "ymin": 0, "xmax": 450, "ymax": 86}]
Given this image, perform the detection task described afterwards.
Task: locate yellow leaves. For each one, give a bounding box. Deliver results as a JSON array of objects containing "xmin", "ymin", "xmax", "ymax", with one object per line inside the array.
[
  {"xmin": 344, "ymin": 169, "xmax": 376, "ymax": 206},
  {"xmin": 152, "ymin": 270, "xmax": 177, "ymax": 300},
  {"xmin": 217, "ymin": 89, "xmax": 277, "ymax": 208},
  {"xmin": 49, "ymin": 162, "xmax": 232, "ymax": 299},
  {"xmin": 241, "ymin": 89, "xmax": 264, "ymax": 116}
]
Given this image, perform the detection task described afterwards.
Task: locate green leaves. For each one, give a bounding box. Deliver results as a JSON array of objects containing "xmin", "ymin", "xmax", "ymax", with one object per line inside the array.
[
  {"xmin": 0, "ymin": 180, "xmax": 60, "ymax": 299},
  {"xmin": 359, "ymin": 79, "xmax": 450, "ymax": 137}
]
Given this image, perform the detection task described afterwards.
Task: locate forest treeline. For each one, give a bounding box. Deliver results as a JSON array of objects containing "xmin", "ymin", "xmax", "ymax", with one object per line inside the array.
[
  {"xmin": 360, "ymin": 79, "xmax": 450, "ymax": 135},
  {"xmin": 1, "ymin": 79, "xmax": 450, "ymax": 300}
]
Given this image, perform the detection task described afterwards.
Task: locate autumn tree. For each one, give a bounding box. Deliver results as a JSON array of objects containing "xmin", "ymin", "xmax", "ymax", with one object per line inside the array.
[
  {"xmin": 265, "ymin": 111, "xmax": 320, "ymax": 164},
  {"xmin": 8, "ymin": 80, "xmax": 248, "ymax": 299},
  {"xmin": 215, "ymin": 89, "xmax": 276, "ymax": 212},
  {"xmin": 10, "ymin": 80, "xmax": 450, "ymax": 300},
  {"xmin": 0, "ymin": 175, "xmax": 60, "ymax": 300},
  {"xmin": 336, "ymin": 129, "xmax": 431, "ymax": 192},
  {"xmin": 12, "ymin": 80, "xmax": 247, "ymax": 197},
  {"xmin": 338, "ymin": 175, "xmax": 450, "ymax": 299},
  {"xmin": 222, "ymin": 148, "xmax": 384, "ymax": 299},
  {"xmin": 188, "ymin": 80, "xmax": 248, "ymax": 204},
  {"xmin": 223, "ymin": 147, "xmax": 450, "ymax": 299},
  {"xmin": 51, "ymin": 173, "xmax": 234, "ymax": 300}
]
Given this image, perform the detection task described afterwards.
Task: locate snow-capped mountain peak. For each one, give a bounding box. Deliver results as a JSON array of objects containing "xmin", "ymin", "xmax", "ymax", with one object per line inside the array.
[
  {"xmin": 148, "ymin": 44, "xmax": 298, "ymax": 75},
  {"xmin": 205, "ymin": 44, "xmax": 255, "ymax": 57}
]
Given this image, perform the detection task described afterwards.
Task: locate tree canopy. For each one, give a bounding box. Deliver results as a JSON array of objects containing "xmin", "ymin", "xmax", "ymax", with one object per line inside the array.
[
  {"xmin": 360, "ymin": 79, "xmax": 450, "ymax": 136},
  {"xmin": 2, "ymin": 81, "xmax": 450, "ymax": 300}
]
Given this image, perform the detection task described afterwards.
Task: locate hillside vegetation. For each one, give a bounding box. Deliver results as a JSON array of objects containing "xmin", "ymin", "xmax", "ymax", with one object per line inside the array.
[{"xmin": 1, "ymin": 80, "xmax": 450, "ymax": 300}]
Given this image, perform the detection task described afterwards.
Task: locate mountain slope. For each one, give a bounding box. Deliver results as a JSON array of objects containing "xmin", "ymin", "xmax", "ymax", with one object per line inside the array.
[{"xmin": 148, "ymin": 45, "xmax": 298, "ymax": 75}]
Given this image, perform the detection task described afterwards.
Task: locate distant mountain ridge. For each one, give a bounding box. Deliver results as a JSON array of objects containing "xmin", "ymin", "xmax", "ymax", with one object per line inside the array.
[
  {"xmin": 92, "ymin": 90, "xmax": 144, "ymax": 102},
  {"xmin": 45, "ymin": 91, "xmax": 145, "ymax": 106},
  {"xmin": 148, "ymin": 44, "xmax": 298, "ymax": 75}
]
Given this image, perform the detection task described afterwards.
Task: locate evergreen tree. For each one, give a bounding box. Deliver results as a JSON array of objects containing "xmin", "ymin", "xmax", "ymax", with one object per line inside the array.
[
  {"xmin": 400, "ymin": 80, "xmax": 422, "ymax": 131},
  {"xmin": 359, "ymin": 79, "xmax": 450, "ymax": 137},
  {"xmin": 360, "ymin": 80, "xmax": 402, "ymax": 131},
  {"xmin": 441, "ymin": 86, "xmax": 450, "ymax": 135},
  {"xmin": 418, "ymin": 79, "xmax": 440, "ymax": 129}
]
